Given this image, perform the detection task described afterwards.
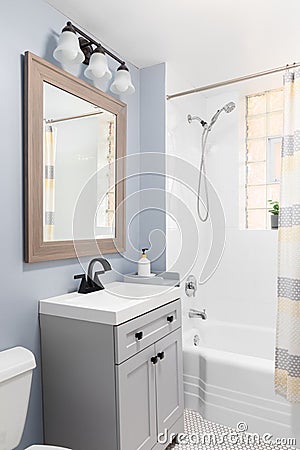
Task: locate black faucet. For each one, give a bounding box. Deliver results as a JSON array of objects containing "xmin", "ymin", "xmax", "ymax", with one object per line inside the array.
[{"xmin": 74, "ymin": 258, "xmax": 112, "ymax": 294}]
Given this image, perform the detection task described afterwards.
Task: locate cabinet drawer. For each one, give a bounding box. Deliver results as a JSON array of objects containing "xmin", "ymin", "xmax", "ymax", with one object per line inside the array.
[{"xmin": 114, "ymin": 299, "xmax": 181, "ymax": 364}]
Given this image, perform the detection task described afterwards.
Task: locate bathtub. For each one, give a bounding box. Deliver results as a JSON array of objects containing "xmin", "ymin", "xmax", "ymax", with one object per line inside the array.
[{"xmin": 183, "ymin": 320, "xmax": 297, "ymax": 441}]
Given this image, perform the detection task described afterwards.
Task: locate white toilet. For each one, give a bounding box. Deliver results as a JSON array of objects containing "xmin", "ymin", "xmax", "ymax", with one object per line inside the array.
[{"xmin": 0, "ymin": 346, "xmax": 70, "ymax": 450}]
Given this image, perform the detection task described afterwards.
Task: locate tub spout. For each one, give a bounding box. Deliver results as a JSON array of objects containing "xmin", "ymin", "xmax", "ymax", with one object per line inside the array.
[{"xmin": 189, "ymin": 308, "xmax": 207, "ymax": 320}]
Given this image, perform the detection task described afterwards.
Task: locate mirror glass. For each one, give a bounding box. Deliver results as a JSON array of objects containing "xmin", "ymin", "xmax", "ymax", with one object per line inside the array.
[{"xmin": 43, "ymin": 82, "xmax": 116, "ymax": 242}]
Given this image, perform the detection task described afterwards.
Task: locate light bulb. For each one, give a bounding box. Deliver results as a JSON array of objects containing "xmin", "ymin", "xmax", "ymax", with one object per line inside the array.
[
  {"xmin": 84, "ymin": 47, "xmax": 112, "ymax": 81},
  {"xmin": 53, "ymin": 22, "xmax": 84, "ymax": 65},
  {"xmin": 110, "ymin": 63, "xmax": 135, "ymax": 95}
]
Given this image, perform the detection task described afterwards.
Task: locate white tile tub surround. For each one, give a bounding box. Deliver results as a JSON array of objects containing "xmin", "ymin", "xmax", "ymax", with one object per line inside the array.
[
  {"xmin": 182, "ymin": 322, "xmax": 299, "ymax": 442},
  {"xmin": 173, "ymin": 409, "xmax": 297, "ymax": 450},
  {"xmin": 167, "ymin": 81, "xmax": 282, "ymax": 331}
]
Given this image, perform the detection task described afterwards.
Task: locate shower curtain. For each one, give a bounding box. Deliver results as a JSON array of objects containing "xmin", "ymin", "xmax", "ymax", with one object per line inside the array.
[
  {"xmin": 275, "ymin": 69, "xmax": 300, "ymax": 403},
  {"xmin": 44, "ymin": 125, "xmax": 57, "ymax": 241}
]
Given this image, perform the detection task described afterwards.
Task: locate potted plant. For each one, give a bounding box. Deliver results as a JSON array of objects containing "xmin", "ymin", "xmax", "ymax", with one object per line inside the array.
[{"xmin": 268, "ymin": 200, "xmax": 279, "ymax": 229}]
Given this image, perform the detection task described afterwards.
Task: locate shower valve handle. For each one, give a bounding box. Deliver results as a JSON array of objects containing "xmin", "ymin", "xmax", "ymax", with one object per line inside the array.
[{"xmin": 185, "ymin": 275, "xmax": 197, "ymax": 297}]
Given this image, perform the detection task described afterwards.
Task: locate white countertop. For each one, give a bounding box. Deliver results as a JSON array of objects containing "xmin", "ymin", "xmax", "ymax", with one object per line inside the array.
[{"xmin": 39, "ymin": 282, "xmax": 181, "ymax": 325}]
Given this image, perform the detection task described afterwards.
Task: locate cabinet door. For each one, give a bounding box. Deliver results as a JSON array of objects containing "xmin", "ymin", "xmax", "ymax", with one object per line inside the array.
[
  {"xmin": 116, "ymin": 344, "xmax": 157, "ymax": 450},
  {"xmin": 155, "ymin": 328, "xmax": 184, "ymax": 435}
]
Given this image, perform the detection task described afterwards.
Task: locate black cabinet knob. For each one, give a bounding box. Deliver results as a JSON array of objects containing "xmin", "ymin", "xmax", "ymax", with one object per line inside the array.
[
  {"xmin": 157, "ymin": 351, "xmax": 165, "ymax": 360},
  {"xmin": 151, "ymin": 356, "xmax": 158, "ymax": 365},
  {"xmin": 167, "ymin": 315, "xmax": 174, "ymax": 323},
  {"xmin": 135, "ymin": 331, "xmax": 143, "ymax": 341}
]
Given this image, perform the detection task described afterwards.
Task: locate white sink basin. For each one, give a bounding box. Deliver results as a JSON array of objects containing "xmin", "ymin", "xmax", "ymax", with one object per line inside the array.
[{"xmin": 39, "ymin": 282, "xmax": 181, "ymax": 325}]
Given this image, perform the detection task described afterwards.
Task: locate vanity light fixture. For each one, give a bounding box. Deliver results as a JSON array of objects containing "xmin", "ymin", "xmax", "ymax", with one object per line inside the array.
[
  {"xmin": 110, "ymin": 63, "xmax": 135, "ymax": 95},
  {"xmin": 53, "ymin": 22, "xmax": 84, "ymax": 65},
  {"xmin": 53, "ymin": 21, "xmax": 135, "ymax": 95},
  {"xmin": 84, "ymin": 45, "xmax": 112, "ymax": 81}
]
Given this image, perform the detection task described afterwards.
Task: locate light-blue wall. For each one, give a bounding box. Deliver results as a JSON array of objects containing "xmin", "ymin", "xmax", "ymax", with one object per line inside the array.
[
  {"xmin": 0, "ymin": 1, "xmax": 163, "ymax": 448},
  {"xmin": 140, "ymin": 63, "xmax": 166, "ymax": 270}
]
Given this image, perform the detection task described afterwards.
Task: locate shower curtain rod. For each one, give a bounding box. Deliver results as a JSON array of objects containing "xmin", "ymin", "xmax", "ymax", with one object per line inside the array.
[
  {"xmin": 45, "ymin": 110, "xmax": 103, "ymax": 124},
  {"xmin": 166, "ymin": 61, "xmax": 300, "ymax": 100}
]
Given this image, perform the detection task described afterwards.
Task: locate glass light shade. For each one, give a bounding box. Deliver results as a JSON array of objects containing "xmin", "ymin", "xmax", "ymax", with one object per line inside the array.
[
  {"xmin": 125, "ymin": 81, "xmax": 135, "ymax": 95},
  {"xmin": 110, "ymin": 69, "xmax": 135, "ymax": 95},
  {"xmin": 84, "ymin": 52, "xmax": 112, "ymax": 81},
  {"xmin": 53, "ymin": 31, "xmax": 84, "ymax": 64}
]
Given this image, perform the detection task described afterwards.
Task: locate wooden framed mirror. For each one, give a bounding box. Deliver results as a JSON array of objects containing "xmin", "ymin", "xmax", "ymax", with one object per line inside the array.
[{"xmin": 24, "ymin": 52, "xmax": 126, "ymax": 262}]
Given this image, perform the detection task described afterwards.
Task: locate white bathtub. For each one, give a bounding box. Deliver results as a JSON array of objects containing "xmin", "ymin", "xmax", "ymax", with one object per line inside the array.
[{"xmin": 183, "ymin": 320, "xmax": 298, "ymax": 440}]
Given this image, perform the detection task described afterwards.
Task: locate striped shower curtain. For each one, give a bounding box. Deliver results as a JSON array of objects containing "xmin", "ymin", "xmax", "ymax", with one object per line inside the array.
[
  {"xmin": 44, "ymin": 125, "xmax": 57, "ymax": 241},
  {"xmin": 275, "ymin": 69, "xmax": 300, "ymax": 403}
]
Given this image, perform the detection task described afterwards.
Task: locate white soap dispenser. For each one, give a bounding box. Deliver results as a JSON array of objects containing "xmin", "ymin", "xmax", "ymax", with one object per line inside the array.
[{"xmin": 138, "ymin": 248, "xmax": 151, "ymax": 277}]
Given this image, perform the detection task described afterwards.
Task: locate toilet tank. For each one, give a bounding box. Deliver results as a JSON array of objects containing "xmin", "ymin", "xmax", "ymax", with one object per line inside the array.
[{"xmin": 0, "ymin": 347, "xmax": 36, "ymax": 450}]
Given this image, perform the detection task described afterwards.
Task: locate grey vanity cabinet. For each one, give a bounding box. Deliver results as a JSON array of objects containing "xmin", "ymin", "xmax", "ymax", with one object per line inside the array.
[
  {"xmin": 155, "ymin": 329, "xmax": 183, "ymax": 436},
  {"xmin": 40, "ymin": 298, "xmax": 184, "ymax": 450},
  {"xmin": 116, "ymin": 328, "xmax": 183, "ymax": 450},
  {"xmin": 117, "ymin": 344, "xmax": 157, "ymax": 450}
]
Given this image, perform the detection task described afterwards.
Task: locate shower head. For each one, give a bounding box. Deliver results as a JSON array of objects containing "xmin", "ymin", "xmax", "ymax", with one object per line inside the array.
[
  {"xmin": 187, "ymin": 114, "xmax": 207, "ymax": 128},
  {"xmin": 208, "ymin": 101, "xmax": 236, "ymax": 130},
  {"xmin": 223, "ymin": 102, "xmax": 236, "ymax": 113},
  {"xmin": 187, "ymin": 102, "xmax": 235, "ymax": 131}
]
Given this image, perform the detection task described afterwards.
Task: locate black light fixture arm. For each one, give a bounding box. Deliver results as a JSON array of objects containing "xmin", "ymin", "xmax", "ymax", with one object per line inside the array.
[{"xmin": 66, "ymin": 21, "xmax": 125, "ymax": 66}]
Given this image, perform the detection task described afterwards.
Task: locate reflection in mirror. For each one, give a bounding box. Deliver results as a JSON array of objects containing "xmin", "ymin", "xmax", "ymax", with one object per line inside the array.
[{"xmin": 43, "ymin": 82, "xmax": 116, "ymax": 242}]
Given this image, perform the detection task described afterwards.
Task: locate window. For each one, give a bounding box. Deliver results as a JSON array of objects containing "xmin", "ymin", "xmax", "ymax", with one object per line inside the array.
[{"xmin": 245, "ymin": 88, "xmax": 283, "ymax": 229}]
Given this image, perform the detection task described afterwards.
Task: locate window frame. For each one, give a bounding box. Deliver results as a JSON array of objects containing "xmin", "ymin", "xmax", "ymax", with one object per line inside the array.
[{"xmin": 244, "ymin": 87, "xmax": 283, "ymax": 230}]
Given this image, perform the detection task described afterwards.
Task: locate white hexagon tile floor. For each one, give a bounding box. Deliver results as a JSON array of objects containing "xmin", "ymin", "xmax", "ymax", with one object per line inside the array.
[{"xmin": 168, "ymin": 409, "xmax": 298, "ymax": 450}]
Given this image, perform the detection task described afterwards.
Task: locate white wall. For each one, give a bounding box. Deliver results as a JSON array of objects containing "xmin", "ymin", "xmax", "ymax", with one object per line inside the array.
[{"xmin": 167, "ymin": 71, "xmax": 284, "ymax": 329}]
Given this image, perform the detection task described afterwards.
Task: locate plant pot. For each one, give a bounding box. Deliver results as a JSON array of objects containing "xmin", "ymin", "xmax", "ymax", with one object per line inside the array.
[{"xmin": 271, "ymin": 214, "xmax": 279, "ymax": 230}]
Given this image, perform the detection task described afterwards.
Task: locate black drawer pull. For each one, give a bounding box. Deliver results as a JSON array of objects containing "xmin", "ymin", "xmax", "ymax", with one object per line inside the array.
[
  {"xmin": 151, "ymin": 356, "xmax": 158, "ymax": 365},
  {"xmin": 135, "ymin": 331, "xmax": 143, "ymax": 341},
  {"xmin": 157, "ymin": 351, "xmax": 165, "ymax": 360},
  {"xmin": 167, "ymin": 315, "xmax": 174, "ymax": 323}
]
